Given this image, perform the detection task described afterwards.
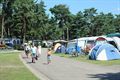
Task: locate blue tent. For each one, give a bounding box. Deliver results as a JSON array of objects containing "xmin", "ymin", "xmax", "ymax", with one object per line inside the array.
[
  {"xmin": 60, "ymin": 45, "xmax": 66, "ymax": 53},
  {"xmin": 89, "ymin": 43, "xmax": 120, "ymax": 60},
  {"xmin": 56, "ymin": 45, "xmax": 66, "ymax": 53}
]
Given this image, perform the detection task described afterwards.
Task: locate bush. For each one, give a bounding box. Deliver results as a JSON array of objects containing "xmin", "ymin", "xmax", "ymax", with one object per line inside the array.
[{"xmin": 13, "ymin": 44, "xmax": 23, "ymax": 50}]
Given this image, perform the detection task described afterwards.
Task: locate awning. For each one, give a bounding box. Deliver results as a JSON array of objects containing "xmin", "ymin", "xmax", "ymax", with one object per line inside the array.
[{"xmin": 107, "ymin": 33, "xmax": 120, "ymax": 38}]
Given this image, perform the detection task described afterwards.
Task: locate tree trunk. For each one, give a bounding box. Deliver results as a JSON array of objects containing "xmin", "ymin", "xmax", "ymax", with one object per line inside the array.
[
  {"xmin": 66, "ymin": 27, "xmax": 69, "ymax": 41},
  {"xmin": 23, "ymin": 17, "xmax": 26, "ymax": 43},
  {"xmin": 1, "ymin": 15, "xmax": 4, "ymax": 39},
  {"xmin": 7, "ymin": 28, "xmax": 10, "ymax": 37}
]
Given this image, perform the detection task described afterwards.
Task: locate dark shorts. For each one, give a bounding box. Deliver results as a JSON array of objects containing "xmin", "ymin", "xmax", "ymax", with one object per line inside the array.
[
  {"xmin": 32, "ymin": 53, "xmax": 36, "ymax": 58},
  {"xmin": 25, "ymin": 50, "xmax": 29, "ymax": 54}
]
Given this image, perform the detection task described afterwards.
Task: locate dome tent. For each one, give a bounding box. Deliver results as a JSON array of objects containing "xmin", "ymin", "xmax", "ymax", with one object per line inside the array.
[
  {"xmin": 89, "ymin": 43, "xmax": 120, "ymax": 60},
  {"xmin": 53, "ymin": 43, "xmax": 66, "ymax": 53}
]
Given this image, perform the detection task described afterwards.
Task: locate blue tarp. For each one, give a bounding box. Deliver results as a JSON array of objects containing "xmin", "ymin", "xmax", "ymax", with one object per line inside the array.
[{"xmin": 66, "ymin": 43, "xmax": 81, "ymax": 54}]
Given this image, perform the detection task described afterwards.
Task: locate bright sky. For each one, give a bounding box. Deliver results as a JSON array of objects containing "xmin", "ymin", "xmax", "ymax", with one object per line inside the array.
[{"xmin": 38, "ymin": 0, "xmax": 120, "ymax": 15}]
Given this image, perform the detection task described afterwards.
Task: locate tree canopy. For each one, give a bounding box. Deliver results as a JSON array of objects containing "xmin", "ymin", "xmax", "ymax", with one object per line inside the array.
[{"xmin": 0, "ymin": 0, "xmax": 120, "ymax": 42}]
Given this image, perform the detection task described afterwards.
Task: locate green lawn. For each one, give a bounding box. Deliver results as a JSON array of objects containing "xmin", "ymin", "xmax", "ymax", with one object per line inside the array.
[
  {"xmin": 0, "ymin": 53, "xmax": 38, "ymax": 80},
  {"xmin": 54, "ymin": 53, "xmax": 120, "ymax": 66}
]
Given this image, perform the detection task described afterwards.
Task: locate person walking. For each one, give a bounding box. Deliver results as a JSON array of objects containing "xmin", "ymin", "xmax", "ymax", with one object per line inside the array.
[
  {"xmin": 24, "ymin": 44, "xmax": 30, "ymax": 58},
  {"xmin": 36, "ymin": 45, "xmax": 41, "ymax": 59},
  {"xmin": 47, "ymin": 48, "xmax": 53, "ymax": 64},
  {"xmin": 31, "ymin": 45, "xmax": 37, "ymax": 63}
]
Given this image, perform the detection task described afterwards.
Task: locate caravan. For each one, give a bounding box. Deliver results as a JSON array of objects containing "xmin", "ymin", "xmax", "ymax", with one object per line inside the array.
[
  {"xmin": 67, "ymin": 36, "xmax": 98, "ymax": 55},
  {"xmin": 95, "ymin": 36, "xmax": 120, "ymax": 52},
  {"xmin": 73, "ymin": 36, "xmax": 101, "ymax": 54},
  {"xmin": 67, "ymin": 36, "xmax": 120, "ymax": 55},
  {"xmin": 111, "ymin": 37, "xmax": 120, "ymax": 52}
]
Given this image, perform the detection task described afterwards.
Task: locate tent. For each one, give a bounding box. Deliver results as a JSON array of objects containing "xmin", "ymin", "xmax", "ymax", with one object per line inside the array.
[
  {"xmin": 54, "ymin": 43, "xmax": 66, "ymax": 53},
  {"xmin": 59, "ymin": 45, "xmax": 66, "ymax": 53},
  {"xmin": 54, "ymin": 43, "xmax": 61, "ymax": 52},
  {"xmin": 89, "ymin": 43, "xmax": 120, "ymax": 60}
]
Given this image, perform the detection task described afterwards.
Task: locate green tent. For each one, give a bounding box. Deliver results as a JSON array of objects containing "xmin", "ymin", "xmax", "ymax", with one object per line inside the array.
[{"xmin": 107, "ymin": 33, "xmax": 120, "ymax": 38}]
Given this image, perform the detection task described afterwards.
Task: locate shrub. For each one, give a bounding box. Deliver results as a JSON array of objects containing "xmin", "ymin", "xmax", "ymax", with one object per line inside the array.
[{"xmin": 13, "ymin": 44, "xmax": 23, "ymax": 50}]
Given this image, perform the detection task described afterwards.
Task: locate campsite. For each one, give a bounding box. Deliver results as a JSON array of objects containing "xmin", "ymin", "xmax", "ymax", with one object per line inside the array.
[
  {"xmin": 53, "ymin": 34, "xmax": 120, "ymax": 64},
  {"xmin": 54, "ymin": 37, "xmax": 120, "ymax": 65},
  {"xmin": 0, "ymin": 0, "xmax": 120, "ymax": 80}
]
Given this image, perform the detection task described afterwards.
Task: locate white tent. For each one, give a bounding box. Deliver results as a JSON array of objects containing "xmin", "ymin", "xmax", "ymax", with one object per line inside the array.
[
  {"xmin": 89, "ymin": 43, "xmax": 120, "ymax": 60},
  {"xmin": 54, "ymin": 43, "xmax": 61, "ymax": 52}
]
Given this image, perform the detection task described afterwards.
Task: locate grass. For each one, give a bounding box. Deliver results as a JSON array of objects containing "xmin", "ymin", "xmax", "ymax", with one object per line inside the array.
[
  {"xmin": 54, "ymin": 53, "xmax": 120, "ymax": 66},
  {"xmin": 0, "ymin": 53, "xmax": 38, "ymax": 80}
]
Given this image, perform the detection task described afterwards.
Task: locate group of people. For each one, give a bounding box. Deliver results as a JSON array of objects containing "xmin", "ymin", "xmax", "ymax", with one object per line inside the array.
[
  {"xmin": 24, "ymin": 43, "xmax": 53, "ymax": 64},
  {"xmin": 24, "ymin": 44, "xmax": 41, "ymax": 63}
]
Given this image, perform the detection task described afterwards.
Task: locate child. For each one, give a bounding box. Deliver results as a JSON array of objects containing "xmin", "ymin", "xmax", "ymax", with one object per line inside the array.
[{"xmin": 47, "ymin": 48, "xmax": 52, "ymax": 64}]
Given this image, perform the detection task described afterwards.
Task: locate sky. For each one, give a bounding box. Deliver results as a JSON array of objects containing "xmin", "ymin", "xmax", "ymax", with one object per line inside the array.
[{"xmin": 38, "ymin": 0, "xmax": 120, "ymax": 15}]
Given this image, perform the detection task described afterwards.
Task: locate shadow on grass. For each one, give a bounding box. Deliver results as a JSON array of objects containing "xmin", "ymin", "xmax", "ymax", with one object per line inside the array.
[{"xmin": 88, "ymin": 72, "xmax": 120, "ymax": 80}]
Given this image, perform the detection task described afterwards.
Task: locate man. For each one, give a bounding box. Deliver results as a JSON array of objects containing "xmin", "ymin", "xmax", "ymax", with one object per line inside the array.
[{"xmin": 31, "ymin": 45, "xmax": 37, "ymax": 63}]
